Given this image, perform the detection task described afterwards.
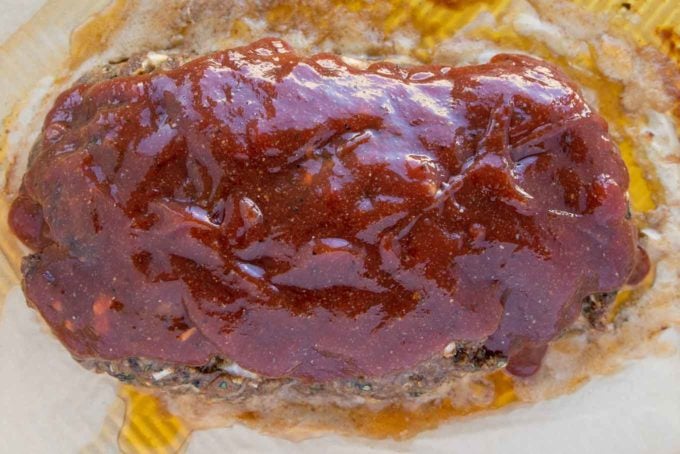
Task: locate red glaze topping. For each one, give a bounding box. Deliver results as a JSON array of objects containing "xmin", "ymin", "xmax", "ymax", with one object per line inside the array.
[{"xmin": 9, "ymin": 39, "xmax": 645, "ymax": 380}]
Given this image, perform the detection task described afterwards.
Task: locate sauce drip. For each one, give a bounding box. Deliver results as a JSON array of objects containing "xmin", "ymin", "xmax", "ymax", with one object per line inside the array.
[{"xmin": 9, "ymin": 39, "xmax": 645, "ymax": 380}]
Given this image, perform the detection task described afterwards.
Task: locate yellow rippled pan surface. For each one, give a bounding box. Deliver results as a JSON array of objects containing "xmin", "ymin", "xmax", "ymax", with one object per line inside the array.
[
  {"xmin": 395, "ymin": 0, "xmax": 680, "ymax": 58},
  {"xmin": 117, "ymin": 386, "xmax": 190, "ymax": 454}
]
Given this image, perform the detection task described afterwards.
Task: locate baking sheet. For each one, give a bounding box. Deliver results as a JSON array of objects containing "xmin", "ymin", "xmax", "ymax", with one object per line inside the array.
[{"xmin": 1, "ymin": 1, "xmax": 679, "ymax": 453}]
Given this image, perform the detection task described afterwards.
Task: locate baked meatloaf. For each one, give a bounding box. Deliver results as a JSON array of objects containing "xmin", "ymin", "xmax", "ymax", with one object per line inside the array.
[{"xmin": 8, "ymin": 38, "xmax": 648, "ymax": 403}]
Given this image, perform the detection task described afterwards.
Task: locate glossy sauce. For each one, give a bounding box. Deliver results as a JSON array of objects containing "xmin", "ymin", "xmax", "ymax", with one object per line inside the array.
[{"xmin": 9, "ymin": 38, "xmax": 646, "ymax": 380}]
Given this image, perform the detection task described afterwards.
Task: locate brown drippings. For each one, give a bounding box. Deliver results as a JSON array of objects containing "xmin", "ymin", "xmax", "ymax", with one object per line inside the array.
[
  {"xmin": 110, "ymin": 370, "xmax": 514, "ymax": 444},
  {"xmin": 609, "ymin": 258, "xmax": 656, "ymax": 323},
  {"xmin": 345, "ymin": 370, "xmax": 516, "ymax": 439},
  {"xmin": 139, "ymin": 370, "xmax": 517, "ymax": 441},
  {"xmin": 68, "ymin": 0, "xmax": 129, "ymax": 69},
  {"xmin": 656, "ymin": 26, "xmax": 680, "ymax": 65}
]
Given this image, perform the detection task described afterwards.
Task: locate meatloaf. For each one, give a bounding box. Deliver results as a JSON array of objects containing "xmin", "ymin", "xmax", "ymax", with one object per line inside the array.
[{"xmin": 8, "ymin": 38, "xmax": 648, "ymax": 403}]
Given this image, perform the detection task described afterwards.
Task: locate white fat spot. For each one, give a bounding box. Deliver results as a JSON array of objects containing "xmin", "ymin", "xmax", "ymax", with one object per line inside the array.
[
  {"xmin": 152, "ymin": 368, "xmax": 174, "ymax": 381},
  {"xmin": 641, "ymin": 228, "xmax": 662, "ymax": 242},
  {"xmin": 145, "ymin": 51, "xmax": 169, "ymax": 67},
  {"xmin": 222, "ymin": 363, "xmax": 259, "ymax": 379},
  {"xmin": 340, "ymin": 56, "xmax": 369, "ymax": 69},
  {"xmin": 512, "ymin": 12, "xmax": 587, "ymax": 58},
  {"xmin": 641, "ymin": 111, "xmax": 680, "ymax": 207},
  {"xmin": 443, "ymin": 341, "xmax": 457, "ymax": 358}
]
